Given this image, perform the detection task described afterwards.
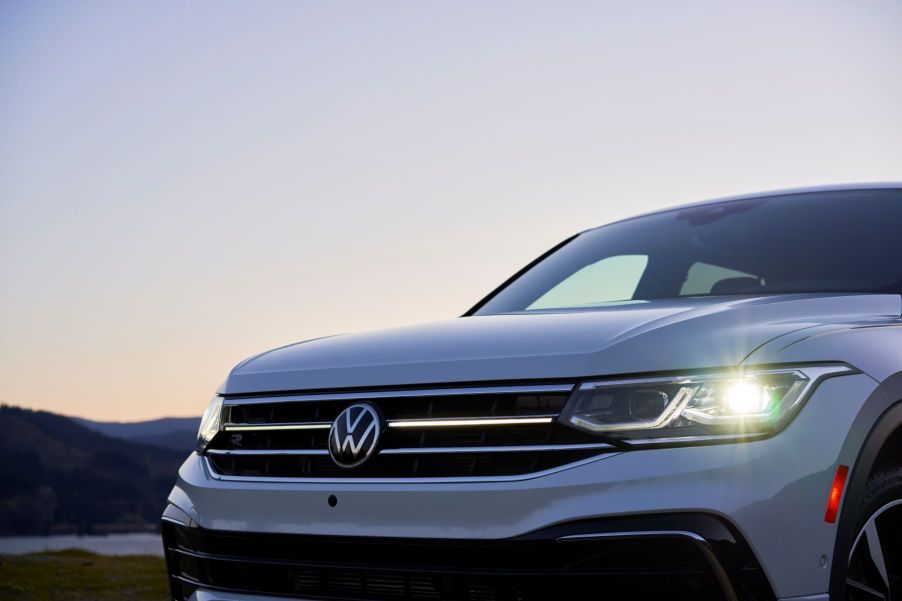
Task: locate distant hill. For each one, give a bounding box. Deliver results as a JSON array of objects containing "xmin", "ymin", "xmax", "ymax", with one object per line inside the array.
[
  {"xmin": 131, "ymin": 429, "xmax": 198, "ymax": 452},
  {"xmin": 75, "ymin": 416, "xmax": 199, "ymax": 452},
  {"xmin": 0, "ymin": 405, "xmax": 187, "ymax": 535}
]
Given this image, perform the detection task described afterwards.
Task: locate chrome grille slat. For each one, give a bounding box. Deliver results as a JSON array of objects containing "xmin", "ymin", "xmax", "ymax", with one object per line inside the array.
[
  {"xmin": 206, "ymin": 442, "xmax": 615, "ymax": 456},
  {"xmin": 207, "ymin": 448, "xmax": 331, "ymax": 456},
  {"xmin": 223, "ymin": 422, "xmax": 332, "ymax": 431},
  {"xmin": 206, "ymin": 383, "xmax": 612, "ymax": 479},
  {"xmin": 387, "ymin": 415, "xmax": 557, "ymax": 428},
  {"xmin": 221, "ymin": 415, "xmax": 559, "ymax": 431}
]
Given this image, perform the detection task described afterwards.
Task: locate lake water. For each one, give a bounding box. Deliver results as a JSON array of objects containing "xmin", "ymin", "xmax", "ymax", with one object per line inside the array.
[{"xmin": 0, "ymin": 532, "xmax": 164, "ymax": 556}]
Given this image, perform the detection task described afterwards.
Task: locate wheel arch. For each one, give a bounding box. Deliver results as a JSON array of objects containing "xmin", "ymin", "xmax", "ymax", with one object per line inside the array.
[{"xmin": 828, "ymin": 370, "xmax": 902, "ymax": 599}]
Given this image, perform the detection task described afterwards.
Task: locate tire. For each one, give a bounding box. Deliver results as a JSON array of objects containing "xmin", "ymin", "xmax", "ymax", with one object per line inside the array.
[{"xmin": 845, "ymin": 468, "xmax": 902, "ymax": 601}]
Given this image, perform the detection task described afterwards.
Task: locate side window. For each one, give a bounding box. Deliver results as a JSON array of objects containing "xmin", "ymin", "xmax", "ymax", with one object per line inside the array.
[
  {"xmin": 528, "ymin": 255, "xmax": 649, "ymax": 310},
  {"xmin": 680, "ymin": 262, "xmax": 761, "ymax": 296}
]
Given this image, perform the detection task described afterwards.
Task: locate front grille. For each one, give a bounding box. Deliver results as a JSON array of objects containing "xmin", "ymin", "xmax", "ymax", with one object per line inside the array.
[
  {"xmin": 205, "ymin": 384, "xmax": 616, "ymax": 479},
  {"xmin": 162, "ymin": 516, "xmax": 774, "ymax": 601}
]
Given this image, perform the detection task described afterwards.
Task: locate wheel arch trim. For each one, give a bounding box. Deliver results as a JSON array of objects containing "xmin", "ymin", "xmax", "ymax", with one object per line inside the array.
[{"xmin": 829, "ymin": 370, "xmax": 902, "ymax": 599}]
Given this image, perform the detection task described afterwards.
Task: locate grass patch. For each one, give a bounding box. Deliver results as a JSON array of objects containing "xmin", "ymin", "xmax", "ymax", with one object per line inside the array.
[{"xmin": 0, "ymin": 549, "xmax": 168, "ymax": 601}]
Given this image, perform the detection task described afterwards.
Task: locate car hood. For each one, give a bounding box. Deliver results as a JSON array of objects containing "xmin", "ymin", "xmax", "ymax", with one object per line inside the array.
[{"xmin": 223, "ymin": 294, "xmax": 901, "ymax": 394}]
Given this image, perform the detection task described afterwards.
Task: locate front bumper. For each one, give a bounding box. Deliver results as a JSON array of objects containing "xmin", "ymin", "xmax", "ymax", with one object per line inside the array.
[
  {"xmin": 165, "ymin": 373, "xmax": 878, "ymax": 600},
  {"xmin": 162, "ymin": 513, "xmax": 769, "ymax": 601}
]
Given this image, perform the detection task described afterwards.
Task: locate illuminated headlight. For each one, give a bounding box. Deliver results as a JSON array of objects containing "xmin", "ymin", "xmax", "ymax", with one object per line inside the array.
[
  {"xmin": 196, "ymin": 396, "xmax": 224, "ymax": 453},
  {"xmin": 560, "ymin": 365, "xmax": 854, "ymax": 444}
]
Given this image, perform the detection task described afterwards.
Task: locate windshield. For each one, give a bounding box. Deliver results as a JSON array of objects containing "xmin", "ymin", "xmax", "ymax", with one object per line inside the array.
[{"xmin": 472, "ymin": 189, "xmax": 902, "ymax": 315}]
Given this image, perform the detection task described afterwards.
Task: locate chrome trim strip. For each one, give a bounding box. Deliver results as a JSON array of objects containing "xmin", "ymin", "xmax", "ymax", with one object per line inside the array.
[
  {"xmin": 221, "ymin": 384, "xmax": 575, "ymax": 405},
  {"xmin": 380, "ymin": 442, "xmax": 614, "ymax": 454},
  {"xmin": 222, "ymin": 422, "xmax": 331, "ymax": 432},
  {"xmin": 557, "ymin": 529, "xmax": 707, "ymax": 544},
  {"xmin": 387, "ymin": 415, "xmax": 556, "ymax": 428},
  {"xmin": 160, "ymin": 515, "xmax": 189, "ymax": 527},
  {"xmin": 204, "ymin": 442, "xmax": 615, "ymax": 457},
  {"xmin": 626, "ymin": 432, "xmax": 768, "ymax": 446},
  {"xmin": 557, "ymin": 530, "xmax": 738, "ymax": 601},
  {"xmin": 221, "ymin": 415, "xmax": 559, "ymax": 432},
  {"xmin": 172, "ymin": 574, "xmax": 208, "ymax": 587},
  {"xmin": 201, "ymin": 453, "xmax": 618, "ymax": 484},
  {"xmin": 206, "ymin": 448, "xmax": 329, "ymax": 456}
]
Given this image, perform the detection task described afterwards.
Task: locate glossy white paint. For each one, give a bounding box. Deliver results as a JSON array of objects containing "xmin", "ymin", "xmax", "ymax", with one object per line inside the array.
[
  {"xmin": 171, "ymin": 185, "xmax": 902, "ymax": 601},
  {"xmin": 223, "ymin": 293, "xmax": 899, "ymax": 394}
]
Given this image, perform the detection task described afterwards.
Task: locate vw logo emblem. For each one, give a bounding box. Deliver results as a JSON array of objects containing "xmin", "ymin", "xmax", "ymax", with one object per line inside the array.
[{"xmin": 328, "ymin": 403, "xmax": 383, "ymax": 468}]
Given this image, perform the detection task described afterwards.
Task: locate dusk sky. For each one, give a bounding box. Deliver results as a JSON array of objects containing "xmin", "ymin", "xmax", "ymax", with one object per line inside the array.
[{"xmin": 1, "ymin": 1, "xmax": 901, "ymax": 421}]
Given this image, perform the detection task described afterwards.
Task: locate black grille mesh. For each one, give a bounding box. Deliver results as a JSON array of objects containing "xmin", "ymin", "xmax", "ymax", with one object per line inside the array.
[{"xmin": 162, "ymin": 521, "xmax": 738, "ymax": 601}]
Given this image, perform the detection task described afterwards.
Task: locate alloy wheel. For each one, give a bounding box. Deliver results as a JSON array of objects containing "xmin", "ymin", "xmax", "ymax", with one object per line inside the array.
[{"xmin": 846, "ymin": 499, "xmax": 902, "ymax": 600}]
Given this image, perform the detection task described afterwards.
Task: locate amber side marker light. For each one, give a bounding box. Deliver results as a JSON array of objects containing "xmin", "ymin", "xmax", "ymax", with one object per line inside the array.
[{"xmin": 824, "ymin": 465, "xmax": 850, "ymax": 524}]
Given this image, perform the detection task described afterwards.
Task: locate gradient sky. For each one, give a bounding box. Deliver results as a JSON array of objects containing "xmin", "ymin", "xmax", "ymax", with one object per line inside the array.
[{"xmin": 1, "ymin": 1, "xmax": 901, "ymax": 421}]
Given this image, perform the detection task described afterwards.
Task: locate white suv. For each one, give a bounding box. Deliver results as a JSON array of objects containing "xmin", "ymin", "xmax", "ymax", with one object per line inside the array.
[{"xmin": 164, "ymin": 184, "xmax": 902, "ymax": 601}]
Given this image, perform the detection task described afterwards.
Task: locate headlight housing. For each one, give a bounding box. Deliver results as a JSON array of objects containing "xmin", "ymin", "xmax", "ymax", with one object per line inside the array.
[
  {"xmin": 560, "ymin": 364, "xmax": 853, "ymax": 444},
  {"xmin": 196, "ymin": 396, "xmax": 224, "ymax": 453}
]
